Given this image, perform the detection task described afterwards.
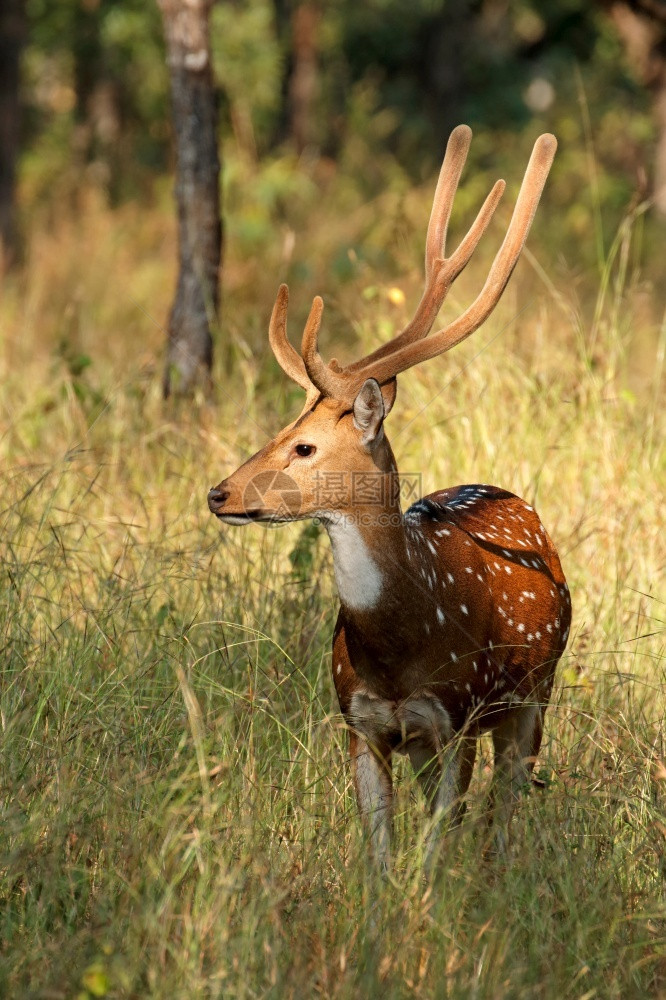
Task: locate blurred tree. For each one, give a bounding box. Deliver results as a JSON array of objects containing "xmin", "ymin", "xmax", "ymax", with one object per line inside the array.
[
  {"xmin": 286, "ymin": 1, "xmax": 320, "ymax": 153},
  {"xmin": 158, "ymin": 0, "xmax": 222, "ymax": 397},
  {"xmin": 25, "ymin": 0, "xmax": 169, "ymax": 200},
  {"xmin": 7, "ymin": 0, "xmax": 665, "ymax": 317},
  {"xmin": 335, "ymin": 0, "xmax": 474, "ymax": 158},
  {"xmin": 0, "ymin": 0, "xmax": 26, "ymax": 270},
  {"xmin": 601, "ymin": 0, "xmax": 666, "ymax": 215},
  {"xmin": 210, "ymin": 0, "xmax": 282, "ymax": 160},
  {"xmin": 71, "ymin": 0, "xmax": 116, "ymax": 164}
]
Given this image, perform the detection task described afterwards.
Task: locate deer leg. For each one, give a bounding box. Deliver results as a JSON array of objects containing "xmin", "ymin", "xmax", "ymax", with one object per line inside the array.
[
  {"xmin": 452, "ymin": 735, "xmax": 477, "ymax": 825},
  {"xmin": 409, "ymin": 736, "xmax": 477, "ymax": 867},
  {"xmin": 349, "ymin": 730, "xmax": 393, "ymax": 873},
  {"xmin": 487, "ymin": 702, "xmax": 543, "ymax": 855}
]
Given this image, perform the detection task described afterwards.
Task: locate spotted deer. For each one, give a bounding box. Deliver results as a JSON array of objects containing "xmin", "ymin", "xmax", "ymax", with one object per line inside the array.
[{"xmin": 208, "ymin": 126, "xmax": 571, "ymax": 869}]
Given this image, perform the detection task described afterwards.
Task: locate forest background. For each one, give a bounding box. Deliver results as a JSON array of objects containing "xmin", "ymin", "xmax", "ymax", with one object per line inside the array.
[{"xmin": 0, "ymin": 1, "xmax": 665, "ymax": 998}]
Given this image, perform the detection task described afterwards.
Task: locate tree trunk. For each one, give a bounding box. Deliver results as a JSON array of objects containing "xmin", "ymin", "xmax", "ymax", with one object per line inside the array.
[
  {"xmin": 159, "ymin": 0, "xmax": 222, "ymax": 397},
  {"xmin": 271, "ymin": 1, "xmax": 320, "ymax": 153},
  {"xmin": 604, "ymin": 0, "xmax": 666, "ymax": 217},
  {"xmin": 288, "ymin": 3, "xmax": 319, "ymax": 154},
  {"xmin": 654, "ymin": 76, "xmax": 666, "ymax": 213},
  {"xmin": 0, "ymin": 0, "xmax": 25, "ymax": 271}
]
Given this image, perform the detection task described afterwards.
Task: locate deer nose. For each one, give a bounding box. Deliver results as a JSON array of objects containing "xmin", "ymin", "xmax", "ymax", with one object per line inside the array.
[{"xmin": 208, "ymin": 486, "xmax": 230, "ymax": 513}]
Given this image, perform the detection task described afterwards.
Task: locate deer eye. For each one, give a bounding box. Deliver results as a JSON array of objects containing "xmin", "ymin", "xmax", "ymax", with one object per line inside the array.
[{"xmin": 295, "ymin": 443, "xmax": 315, "ymax": 458}]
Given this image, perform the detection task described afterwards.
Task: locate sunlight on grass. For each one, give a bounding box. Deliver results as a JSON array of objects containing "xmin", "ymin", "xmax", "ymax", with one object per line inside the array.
[{"xmin": 0, "ymin": 165, "xmax": 664, "ymax": 997}]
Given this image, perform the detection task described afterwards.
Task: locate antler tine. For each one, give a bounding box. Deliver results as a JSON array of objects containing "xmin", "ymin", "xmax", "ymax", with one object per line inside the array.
[
  {"xmin": 301, "ymin": 294, "xmax": 337, "ymax": 397},
  {"xmin": 296, "ymin": 125, "xmax": 507, "ymax": 397},
  {"xmin": 425, "ymin": 124, "xmax": 472, "ymax": 278},
  {"xmin": 268, "ymin": 283, "xmax": 317, "ymax": 394},
  {"xmin": 310, "ymin": 133, "xmax": 556, "ymax": 403},
  {"xmin": 296, "ymin": 132, "xmax": 555, "ymax": 405},
  {"xmin": 354, "ymin": 134, "xmax": 556, "ymax": 388},
  {"xmin": 444, "ymin": 178, "xmax": 506, "ymax": 278},
  {"xmin": 344, "ymin": 175, "xmax": 505, "ymax": 375},
  {"xmin": 342, "ymin": 128, "xmax": 505, "ymax": 378}
]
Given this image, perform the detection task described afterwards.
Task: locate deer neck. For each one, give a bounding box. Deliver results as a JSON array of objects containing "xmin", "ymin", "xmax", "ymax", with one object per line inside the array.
[{"xmin": 321, "ymin": 438, "xmax": 407, "ymax": 616}]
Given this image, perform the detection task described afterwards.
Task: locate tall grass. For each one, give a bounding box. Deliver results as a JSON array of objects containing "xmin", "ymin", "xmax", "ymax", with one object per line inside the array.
[{"xmin": 0, "ymin": 154, "xmax": 665, "ymax": 998}]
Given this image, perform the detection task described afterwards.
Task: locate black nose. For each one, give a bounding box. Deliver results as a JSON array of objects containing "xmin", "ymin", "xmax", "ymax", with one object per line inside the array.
[{"xmin": 208, "ymin": 487, "xmax": 229, "ymax": 513}]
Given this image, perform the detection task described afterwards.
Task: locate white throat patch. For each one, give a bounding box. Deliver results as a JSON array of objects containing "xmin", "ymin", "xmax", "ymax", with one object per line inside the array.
[{"xmin": 325, "ymin": 517, "xmax": 383, "ymax": 611}]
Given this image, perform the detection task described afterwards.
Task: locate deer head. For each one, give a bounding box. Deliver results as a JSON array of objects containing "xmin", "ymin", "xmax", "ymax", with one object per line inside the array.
[{"xmin": 208, "ymin": 126, "xmax": 556, "ymax": 526}]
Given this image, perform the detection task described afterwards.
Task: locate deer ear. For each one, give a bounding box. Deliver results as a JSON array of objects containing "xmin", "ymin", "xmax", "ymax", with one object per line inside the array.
[
  {"xmin": 381, "ymin": 378, "xmax": 397, "ymax": 415},
  {"xmin": 353, "ymin": 378, "xmax": 386, "ymax": 446}
]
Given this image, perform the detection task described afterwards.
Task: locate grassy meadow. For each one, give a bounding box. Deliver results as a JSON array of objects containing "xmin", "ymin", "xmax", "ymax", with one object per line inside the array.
[{"xmin": 1, "ymin": 142, "xmax": 665, "ymax": 998}]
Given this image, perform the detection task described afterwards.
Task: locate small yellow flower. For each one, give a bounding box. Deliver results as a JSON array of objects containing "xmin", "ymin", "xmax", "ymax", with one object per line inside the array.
[
  {"xmin": 81, "ymin": 963, "xmax": 110, "ymax": 998},
  {"xmin": 386, "ymin": 286, "xmax": 405, "ymax": 306}
]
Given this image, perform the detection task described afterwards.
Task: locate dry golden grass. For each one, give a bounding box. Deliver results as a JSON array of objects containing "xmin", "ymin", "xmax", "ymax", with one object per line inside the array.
[{"xmin": 0, "ymin": 152, "xmax": 664, "ymax": 997}]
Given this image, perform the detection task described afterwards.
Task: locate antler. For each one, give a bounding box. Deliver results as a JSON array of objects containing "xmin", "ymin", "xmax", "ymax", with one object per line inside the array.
[
  {"xmin": 300, "ymin": 129, "xmax": 557, "ymax": 406},
  {"xmin": 268, "ymin": 126, "xmax": 500, "ymax": 401},
  {"xmin": 268, "ymin": 284, "xmax": 321, "ymax": 407},
  {"xmin": 345, "ymin": 124, "xmax": 505, "ymax": 374}
]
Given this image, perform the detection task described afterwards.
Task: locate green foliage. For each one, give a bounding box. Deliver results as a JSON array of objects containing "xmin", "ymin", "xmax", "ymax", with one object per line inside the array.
[
  {"xmin": 211, "ymin": 0, "xmax": 283, "ymax": 156},
  {"xmin": 3, "ymin": 2, "xmax": 666, "ymax": 995},
  {"xmin": 23, "ymin": 0, "xmax": 168, "ymax": 200},
  {"xmin": 288, "ymin": 520, "xmax": 322, "ymax": 581},
  {"xmin": 15, "ymin": 0, "xmax": 662, "ymax": 280},
  {"xmin": 1, "ymin": 170, "xmax": 665, "ymax": 993}
]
